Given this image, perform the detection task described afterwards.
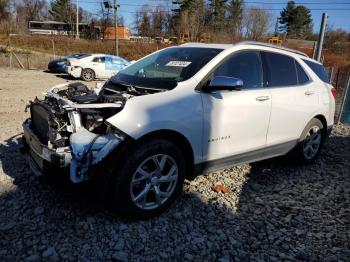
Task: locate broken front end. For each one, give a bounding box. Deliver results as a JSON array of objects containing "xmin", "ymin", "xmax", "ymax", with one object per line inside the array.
[{"xmin": 22, "ymin": 82, "xmax": 133, "ymax": 183}]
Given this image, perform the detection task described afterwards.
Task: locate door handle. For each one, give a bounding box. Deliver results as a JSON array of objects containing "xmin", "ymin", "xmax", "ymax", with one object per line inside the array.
[
  {"xmin": 256, "ymin": 96, "xmax": 270, "ymax": 101},
  {"xmin": 305, "ymin": 91, "xmax": 314, "ymax": 96}
]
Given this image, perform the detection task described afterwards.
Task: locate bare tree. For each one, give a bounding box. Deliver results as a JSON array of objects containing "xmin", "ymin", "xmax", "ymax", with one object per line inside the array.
[
  {"xmin": 151, "ymin": 6, "xmax": 166, "ymax": 37},
  {"xmin": 14, "ymin": 0, "xmax": 48, "ymax": 33},
  {"xmin": 242, "ymin": 7, "xmax": 271, "ymax": 40},
  {"xmin": 325, "ymin": 25, "xmax": 349, "ymax": 47},
  {"xmin": 178, "ymin": 0, "xmax": 206, "ymax": 41},
  {"xmin": 0, "ymin": 0, "xmax": 11, "ymax": 21},
  {"xmin": 97, "ymin": 3, "xmax": 112, "ymax": 39},
  {"xmin": 135, "ymin": 5, "xmax": 151, "ymax": 36}
]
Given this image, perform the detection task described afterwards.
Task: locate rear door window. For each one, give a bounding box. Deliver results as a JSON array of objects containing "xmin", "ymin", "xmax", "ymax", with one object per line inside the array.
[
  {"xmin": 92, "ymin": 57, "xmax": 105, "ymax": 63},
  {"xmin": 262, "ymin": 52, "xmax": 298, "ymax": 87},
  {"xmin": 303, "ymin": 60, "xmax": 329, "ymax": 83}
]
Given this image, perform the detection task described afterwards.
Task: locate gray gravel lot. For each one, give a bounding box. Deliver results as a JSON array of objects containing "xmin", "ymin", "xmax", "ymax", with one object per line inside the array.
[{"xmin": 0, "ymin": 68, "xmax": 349, "ymax": 261}]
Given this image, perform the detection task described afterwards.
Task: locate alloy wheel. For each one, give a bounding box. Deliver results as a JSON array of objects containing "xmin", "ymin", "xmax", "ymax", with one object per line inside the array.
[
  {"xmin": 82, "ymin": 69, "xmax": 94, "ymax": 80},
  {"xmin": 130, "ymin": 154, "xmax": 178, "ymax": 210},
  {"xmin": 303, "ymin": 125, "xmax": 321, "ymax": 160}
]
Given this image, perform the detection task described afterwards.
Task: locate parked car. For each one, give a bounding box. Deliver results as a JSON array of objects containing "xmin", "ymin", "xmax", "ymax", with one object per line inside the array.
[
  {"xmin": 22, "ymin": 42, "xmax": 335, "ymax": 219},
  {"xmin": 47, "ymin": 53, "xmax": 87, "ymax": 73},
  {"xmin": 65, "ymin": 54, "xmax": 131, "ymax": 81}
]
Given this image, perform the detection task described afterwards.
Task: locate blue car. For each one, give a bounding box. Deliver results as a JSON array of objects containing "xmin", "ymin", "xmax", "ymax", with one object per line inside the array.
[{"xmin": 48, "ymin": 53, "xmax": 88, "ymax": 73}]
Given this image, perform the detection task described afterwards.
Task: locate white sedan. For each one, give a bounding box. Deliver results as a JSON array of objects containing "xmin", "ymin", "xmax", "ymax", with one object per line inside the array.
[{"xmin": 65, "ymin": 54, "xmax": 131, "ymax": 81}]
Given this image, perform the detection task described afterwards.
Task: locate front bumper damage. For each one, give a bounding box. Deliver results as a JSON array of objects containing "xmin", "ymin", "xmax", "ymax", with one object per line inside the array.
[
  {"xmin": 22, "ymin": 119, "xmax": 124, "ymax": 183},
  {"xmin": 65, "ymin": 66, "xmax": 82, "ymax": 78},
  {"xmin": 69, "ymin": 128, "xmax": 123, "ymax": 183}
]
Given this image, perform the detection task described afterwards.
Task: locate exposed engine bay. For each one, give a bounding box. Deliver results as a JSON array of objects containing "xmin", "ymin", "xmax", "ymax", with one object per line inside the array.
[
  {"xmin": 23, "ymin": 80, "xmax": 164, "ymax": 183},
  {"xmin": 29, "ymin": 81, "xmax": 161, "ymax": 148}
]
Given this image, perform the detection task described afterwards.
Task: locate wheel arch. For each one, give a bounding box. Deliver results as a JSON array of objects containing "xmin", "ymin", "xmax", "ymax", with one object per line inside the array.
[
  {"xmin": 314, "ymin": 114, "xmax": 327, "ymax": 129},
  {"xmin": 81, "ymin": 67, "xmax": 95, "ymax": 80},
  {"xmin": 297, "ymin": 114, "xmax": 328, "ymax": 144},
  {"xmin": 136, "ymin": 129, "xmax": 195, "ymax": 180},
  {"xmin": 300, "ymin": 114, "xmax": 328, "ymax": 146}
]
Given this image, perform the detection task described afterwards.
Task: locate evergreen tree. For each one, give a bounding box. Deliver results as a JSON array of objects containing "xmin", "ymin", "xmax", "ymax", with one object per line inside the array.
[
  {"xmin": 227, "ymin": 0, "xmax": 244, "ymax": 37},
  {"xmin": 50, "ymin": 0, "xmax": 75, "ymax": 23},
  {"xmin": 209, "ymin": 0, "xmax": 228, "ymax": 32},
  {"xmin": 279, "ymin": 1, "xmax": 313, "ymax": 39}
]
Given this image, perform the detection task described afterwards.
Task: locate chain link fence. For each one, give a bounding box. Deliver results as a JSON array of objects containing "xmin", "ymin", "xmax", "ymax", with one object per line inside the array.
[
  {"xmin": 328, "ymin": 68, "xmax": 350, "ymax": 125},
  {"xmin": 339, "ymin": 75, "xmax": 350, "ymax": 125}
]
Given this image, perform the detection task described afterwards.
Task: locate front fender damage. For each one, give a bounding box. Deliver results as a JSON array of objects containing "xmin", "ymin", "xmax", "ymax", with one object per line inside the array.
[{"xmin": 69, "ymin": 128, "xmax": 124, "ymax": 183}]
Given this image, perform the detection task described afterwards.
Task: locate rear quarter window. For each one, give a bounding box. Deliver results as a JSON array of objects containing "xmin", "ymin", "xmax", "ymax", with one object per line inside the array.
[
  {"xmin": 303, "ymin": 60, "xmax": 329, "ymax": 83},
  {"xmin": 295, "ymin": 61, "xmax": 310, "ymax": 84}
]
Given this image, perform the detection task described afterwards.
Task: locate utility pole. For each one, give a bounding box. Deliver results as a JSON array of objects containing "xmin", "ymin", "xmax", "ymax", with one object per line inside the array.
[
  {"xmin": 274, "ymin": 17, "xmax": 279, "ymax": 36},
  {"xmin": 76, "ymin": 0, "xmax": 79, "ymax": 39},
  {"xmin": 114, "ymin": 0, "xmax": 118, "ymax": 56},
  {"xmin": 316, "ymin": 13, "xmax": 327, "ymax": 62}
]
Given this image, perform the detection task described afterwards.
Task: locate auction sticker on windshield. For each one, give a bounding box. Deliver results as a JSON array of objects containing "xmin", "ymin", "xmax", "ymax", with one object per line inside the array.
[{"xmin": 165, "ymin": 61, "xmax": 192, "ymax": 67}]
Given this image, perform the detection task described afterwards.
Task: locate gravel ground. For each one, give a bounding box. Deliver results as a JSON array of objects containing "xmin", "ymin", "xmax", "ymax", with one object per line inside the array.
[{"xmin": 0, "ymin": 67, "xmax": 349, "ymax": 261}]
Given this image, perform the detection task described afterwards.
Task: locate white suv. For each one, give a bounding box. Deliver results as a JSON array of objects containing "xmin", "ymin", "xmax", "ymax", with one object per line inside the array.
[{"xmin": 22, "ymin": 42, "xmax": 335, "ymax": 218}]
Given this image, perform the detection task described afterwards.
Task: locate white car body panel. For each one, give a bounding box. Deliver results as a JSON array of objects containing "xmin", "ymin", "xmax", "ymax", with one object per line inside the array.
[
  {"xmin": 106, "ymin": 43, "xmax": 335, "ymax": 167},
  {"xmin": 65, "ymin": 66, "xmax": 82, "ymax": 78},
  {"xmin": 107, "ymin": 78, "xmax": 204, "ymax": 164},
  {"xmin": 265, "ymin": 80, "xmax": 319, "ymax": 147},
  {"xmin": 201, "ymin": 88, "xmax": 271, "ymax": 161}
]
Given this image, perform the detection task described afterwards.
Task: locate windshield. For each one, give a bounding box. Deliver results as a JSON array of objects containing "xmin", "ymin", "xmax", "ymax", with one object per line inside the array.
[{"xmin": 116, "ymin": 47, "xmax": 223, "ymax": 83}]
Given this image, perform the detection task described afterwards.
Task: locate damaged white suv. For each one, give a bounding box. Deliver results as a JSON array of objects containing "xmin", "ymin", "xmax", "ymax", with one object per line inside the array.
[{"xmin": 22, "ymin": 42, "xmax": 335, "ymax": 218}]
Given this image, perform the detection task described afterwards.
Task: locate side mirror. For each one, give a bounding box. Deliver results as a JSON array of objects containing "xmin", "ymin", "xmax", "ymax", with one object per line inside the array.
[{"xmin": 203, "ymin": 76, "xmax": 243, "ymax": 92}]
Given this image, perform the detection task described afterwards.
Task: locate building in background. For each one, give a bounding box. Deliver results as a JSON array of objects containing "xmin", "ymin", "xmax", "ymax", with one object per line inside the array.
[{"xmin": 104, "ymin": 26, "xmax": 131, "ymax": 40}]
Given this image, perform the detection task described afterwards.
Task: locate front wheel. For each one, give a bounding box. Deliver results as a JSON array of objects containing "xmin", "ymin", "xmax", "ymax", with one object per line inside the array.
[
  {"xmin": 293, "ymin": 118, "xmax": 325, "ymax": 164},
  {"xmin": 109, "ymin": 139, "xmax": 186, "ymax": 219}
]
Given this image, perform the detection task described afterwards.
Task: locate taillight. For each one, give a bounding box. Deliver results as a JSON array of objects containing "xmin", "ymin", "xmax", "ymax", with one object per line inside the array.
[{"xmin": 331, "ymin": 88, "xmax": 336, "ymax": 98}]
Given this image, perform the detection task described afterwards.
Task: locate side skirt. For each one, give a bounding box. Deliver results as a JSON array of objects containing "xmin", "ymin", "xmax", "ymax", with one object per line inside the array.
[{"xmin": 191, "ymin": 140, "xmax": 297, "ymax": 179}]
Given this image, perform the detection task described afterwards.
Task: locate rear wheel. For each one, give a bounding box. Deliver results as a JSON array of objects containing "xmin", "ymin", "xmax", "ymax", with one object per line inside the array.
[
  {"xmin": 109, "ymin": 139, "xmax": 186, "ymax": 219},
  {"xmin": 293, "ymin": 118, "xmax": 325, "ymax": 163},
  {"xmin": 81, "ymin": 68, "xmax": 95, "ymax": 81}
]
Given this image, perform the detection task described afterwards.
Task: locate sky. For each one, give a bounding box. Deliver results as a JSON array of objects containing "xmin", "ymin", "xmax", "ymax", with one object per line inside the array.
[{"xmin": 75, "ymin": 0, "xmax": 350, "ymax": 33}]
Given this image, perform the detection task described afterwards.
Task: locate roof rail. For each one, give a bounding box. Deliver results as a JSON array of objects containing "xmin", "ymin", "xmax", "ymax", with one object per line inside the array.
[{"xmin": 236, "ymin": 41, "xmax": 309, "ymax": 57}]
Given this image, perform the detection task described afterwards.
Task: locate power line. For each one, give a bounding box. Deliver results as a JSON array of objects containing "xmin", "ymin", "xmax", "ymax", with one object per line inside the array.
[
  {"xmin": 78, "ymin": 1, "xmax": 350, "ymax": 11},
  {"xmin": 82, "ymin": 0, "xmax": 350, "ymax": 18},
  {"xmin": 229, "ymin": 1, "xmax": 350, "ymax": 4},
  {"xmin": 79, "ymin": 0, "xmax": 350, "ymax": 5},
  {"xmin": 115, "ymin": 9, "xmax": 350, "ymax": 14}
]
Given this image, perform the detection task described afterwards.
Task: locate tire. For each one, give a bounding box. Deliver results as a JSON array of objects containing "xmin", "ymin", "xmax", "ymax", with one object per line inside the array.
[
  {"xmin": 292, "ymin": 118, "xmax": 325, "ymax": 164},
  {"xmin": 81, "ymin": 68, "xmax": 95, "ymax": 81},
  {"xmin": 109, "ymin": 138, "xmax": 186, "ymax": 219}
]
